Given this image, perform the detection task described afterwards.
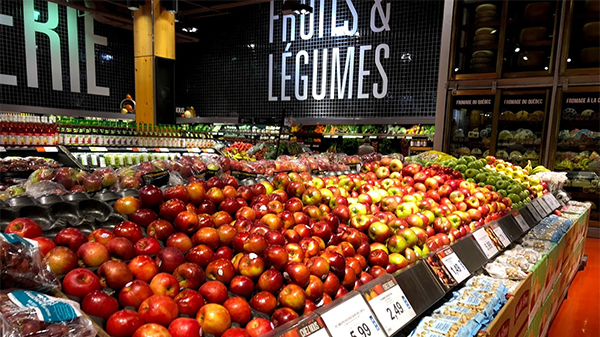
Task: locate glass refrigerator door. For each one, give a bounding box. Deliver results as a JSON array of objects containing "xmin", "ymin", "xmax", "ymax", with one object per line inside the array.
[
  {"xmin": 555, "ymin": 92, "xmax": 600, "ymax": 172},
  {"xmin": 502, "ymin": 1, "xmax": 558, "ymax": 74},
  {"xmin": 448, "ymin": 95, "xmax": 495, "ymax": 158},
  {"xmin": 565, "ymin": 1, "xmax": 600, "ymax": 70},
  {"xmin": 452, "ymin": 0, "xmax": 503, "ymax": 76},
  {"xmin": 495, "ymin": 92, "xmax": 547, "ymax": 167}
]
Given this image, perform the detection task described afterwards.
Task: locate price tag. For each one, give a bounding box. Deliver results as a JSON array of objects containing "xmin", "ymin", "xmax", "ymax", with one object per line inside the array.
[
  {"xmin": 512, "ymin": 210, "xmax": 529, "ymax": 231},
  {"xmin": 549, "ymin": 194, "xmax": 562, "ymax": 209},
  {"xmin": 158, "ymin": 148, "xmax": 170, "ymax": 152},
  {"xmin": 538, "ymin": 197, "xmax": 553, "ymax": 215},
  {"xmin": 36, "ymin": 147, "xmax": 58, "ymax": 153},
  {"xmin": 439, "ymin": 248, "xmax": 470, "ymax": 283},
  {"xmin": 528, "ymin": 203, "xmax": 543, "ymax": 222},
  {"xmin": 80, "ymin": 155, "xmax": 89, "ymax": 166},
  {"xmin": 321, "ymin": 294, "xmax": 385, "ymax": 337},
  {"xmin": 0, "ymin": 146, "xmax": 6, "ymax": 152},
  {"xmin": 280, "ymin": 317, "xmax": 331, "ymax": 337},
  {"xmin": 89, "ymin": 147, "xmax": 108, "ymax": 152},
  {"xmin": 187, "ymin": 148, "xmax": 201, "ymax": 153},
  {"xmin": 491, "ymin": 223, "xmax": 511, "ymax": 248},
  {"xmin": 364, "ymin": 277, "xmax": 416, "ymax": 335},
  {"xmin": 473, "ymin": 228, "xmax": 498, "ymax": 259},
  {"xmin": 98, "ymin": 156, "xmax": 106, "ymax": 167}
]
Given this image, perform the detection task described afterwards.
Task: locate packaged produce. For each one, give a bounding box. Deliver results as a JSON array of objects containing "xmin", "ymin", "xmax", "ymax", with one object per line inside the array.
[
  {"xmin": 411, "ymin": 316, "xmax": 475, "ymax": 337},
  {"xmin": 0, "ymin": 290, "xmax": 96, "ymax": 337},
  {"xmin": 495, "ymin": 254, "xmax": 532, "ymax": 271},
  {"xmin": 504, "ymin": 245, "xmax": 544, "ymax": 263},
  {"xmin": 485, "ymin": 262, "xmax": 528, "ymax": 280},
  {"xmin": 0, "ymin": 234, "xmax": 59, "ymax": 292}
]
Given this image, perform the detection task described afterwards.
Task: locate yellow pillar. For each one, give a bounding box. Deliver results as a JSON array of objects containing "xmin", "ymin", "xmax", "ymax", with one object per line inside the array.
[{"xmin": 134, "ymin": 0, "xmax": 175, "ymax": 125}]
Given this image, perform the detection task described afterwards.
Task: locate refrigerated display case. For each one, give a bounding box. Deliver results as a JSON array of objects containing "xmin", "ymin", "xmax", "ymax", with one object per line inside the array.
[
  {"xmin": 552, "ymin": 86, "xmax": 600, "ymax": 221},
  {"xmin": 495, "ymin": 90, "xmax": 549, "ymax": 167},
  {"xmin": 561, "ymin": 0, "xmax": 600, "ymax": 74},
  {"xmin": 446, "ymin": 91, "xmax": 498, "ymax": 158},
  {"xmin": 502, "ymin": 1, "xmax": 560, "ymax": 76}
]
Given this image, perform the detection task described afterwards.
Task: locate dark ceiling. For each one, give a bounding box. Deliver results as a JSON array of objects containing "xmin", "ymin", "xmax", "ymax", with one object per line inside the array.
[{"xmin": 47, "ymin": 0, "xmax": 272, "ymax": 42}]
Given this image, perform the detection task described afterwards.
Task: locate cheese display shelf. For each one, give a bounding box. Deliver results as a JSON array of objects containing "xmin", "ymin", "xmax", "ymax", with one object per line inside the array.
[
  {"xmin": 447, "ymin": 92, "xmax": 497, "ymax": 158},
  {"xmin": 562, "ymin": 0, "xmax": 600, "ymax": 73},
  {"xmin": 495, "ymin": 91, "xmax": 549, "ymax": 167}
]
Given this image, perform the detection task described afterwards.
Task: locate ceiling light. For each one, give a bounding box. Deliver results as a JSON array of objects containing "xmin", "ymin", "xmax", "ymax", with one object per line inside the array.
[
  {"xmin": 523, "ymin": 56, "xmax": 528, "ymax": 61},
  {"xmin": 163, "ymin": 0, "xmax": 178, "ymax": 14},
  {"xmin": 127, "ymin": 0, "xmax": 142, "ymax": 11},
  {"xmin": 567, "ymin": 58, "xmax": 572, "ymax": 62},
  {"xmin": 490, "ymin": 30, "xmax": 496, "ymax": 34},
  {"xmin": 514, "ymin": 47, "xmax": 520, "ymax": 52},
  {"xmin": 455, "ymin": 68, "xmax": 459, "ymax": 72},
  {"xmin": 544, "ymin": 67, "xmax": 549, "ymax": 70},
  {"xmin": 282, "ymin": 0, "xmax": 313, "ymax": 16},
  {"xmin": 182, "ymin": 27, "xmax": 197, "ymax": 33}
]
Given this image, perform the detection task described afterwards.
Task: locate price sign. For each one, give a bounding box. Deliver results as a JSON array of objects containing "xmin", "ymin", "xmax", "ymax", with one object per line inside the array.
[
  {"xmin": 529, "ymin": 203, "xmax": 544, "ymax": 222},
  {"xmin": 439, "ymin": 248, "xmax": 470, "ymax": 283},
  {"xmin": 89, "ymin": 147, "xmax": 108, "ymax": 152},
  {"xmin": 491, "ymin": 223, "xmax": 511, "ymax": 248},
  {"xmin": 280, "ymin": 317, "xmax": 331, "ymax": 337},
  {"xmin": 545, "ymin": 194, "xmax": 561, "ymax": 209},
  {"xmin": 364, "ymin": 277, "xmax": 416, "ymax": 335},
  {"xmin": 512, "ymin": 210, "xmax": 529, "ymax": 231},
  {"xmin": 36, "ymin": 147, "xmax": 58, "ymax": 153},
  {"xmin": 0, "ymin": 146, "xmax": 6, "ymax": 152},
  {"xmin": 187, "ymin": 148, "xmax": 201, "ymax": 153},
  {"xmin": 473, "ymin": 228, "xmax": 498, "ymax": 259},
  {"xmin": 157, "ymin": 148, "xmax": 170, "ymax": 152},
  {"xmin": 133, "ymin": 147, "xmax": 148, "ymax": 152},
  {"xmin": 321, "ymin": 294, "xmax": 385, "ymax": 337},
  {"xmin": 538, "ymin": 197, "xmax": 553, "ymax": 215}
]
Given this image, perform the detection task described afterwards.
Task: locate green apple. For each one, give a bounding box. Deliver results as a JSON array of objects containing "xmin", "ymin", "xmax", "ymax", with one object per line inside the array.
[
  {"xmin": 464, "ymin": 169, "xmax": 478, "ymax": 178},
  {"xmin": 387, "ymin": 235, "xmax": 408, "ymax": 254}
]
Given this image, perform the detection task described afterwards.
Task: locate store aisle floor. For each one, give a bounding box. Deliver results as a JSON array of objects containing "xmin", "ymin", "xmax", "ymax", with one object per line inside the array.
[{"xmin": 548, "ymin": 238, "xmax": 600, "ymax": 337}]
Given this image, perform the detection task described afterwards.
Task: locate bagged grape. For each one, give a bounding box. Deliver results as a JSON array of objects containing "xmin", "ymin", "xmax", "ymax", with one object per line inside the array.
[
  {"xmin": 0, "ymin": 290, "xmax": 96, "ymax": 337},
  {"xmin": 0, "ymin": 234, "xmax": 59, "ymax": 292}
]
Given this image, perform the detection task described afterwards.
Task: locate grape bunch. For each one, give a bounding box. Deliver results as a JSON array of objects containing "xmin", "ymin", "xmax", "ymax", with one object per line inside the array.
[{"xmin": 0, "ymin": 240, "xmax": 58, "ymax": 291}]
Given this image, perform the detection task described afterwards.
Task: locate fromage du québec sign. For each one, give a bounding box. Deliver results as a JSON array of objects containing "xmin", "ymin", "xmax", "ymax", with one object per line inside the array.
[{"xmin": 267, "ymin": 0, "xmax": 392, "ymax": 102}]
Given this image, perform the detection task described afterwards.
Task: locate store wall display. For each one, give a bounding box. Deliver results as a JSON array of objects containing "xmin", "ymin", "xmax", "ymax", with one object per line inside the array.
[
  {"xmin": 0, "ymin": 0, "xmax": 134, "ymax": 113},
  {"xmin": 176, "ymin": 0, "xmax": 444, "ymax": 120}
]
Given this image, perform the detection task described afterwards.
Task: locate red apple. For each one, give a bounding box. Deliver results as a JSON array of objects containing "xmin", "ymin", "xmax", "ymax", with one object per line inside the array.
[
  {"xmin": 186, "ymin": 244, "xmax": 215, "ymax": 268},
  {"xmin": 106, "ymin": 310, "xmax": 145, "ymax": 337},
  {"xmin": 250, "ymin": 291, "xmax": 277, "ymax": 315},
  {"xmin": 54, "ymin": 227, "xmax": 88, "ymax": 252},
  {"xmin": 196, "ymin": 303, "xmax": 231, "ymax": 337},
  {"xmin": 139, "ymin": 185, "xmax": 164, "ymax": 208},
  {"xmin": 139, "ymin": 294, "xmax": 179, "ymax": 327},
  {"xmin": 106, "ymin": 237, "xmax": 136, "ymax": 261},
  {"xmin": 147, "ymin": 219, "xmax": 176, "ymax": 241},
  {"xmin": 174, "ymin": 289, "xmax": 204, "ymax": 317},
  {"xmin": 224, "ymin": 297, "xmax": 252, "ymax": 326},
  {"xmin": 199, "ymin": 280, "xmax": 229, "ymax": 304},
  {"xmin": 119, "ymin": 280, "xmax": 154, "ymax": 309},
  {"xmin": 159, "ymin": 199, "xmax": 187, "ymax": 222},
  {"xmin": 150, "ymin": 273, "xmax": 181, "ymax": 298},
  {"xmin": 169, "ymin": 317, "xmax": 202, "ymax": 337},
  {"xmin": 45, "ymin": 246, "xmax": 79, "ymax": 275},
  {"xmin": 82, "ymin": 289, "xmax": 119, "ymax": 320},
  {"xmin": 129, "ymin": 208, "xmax": 159, "ymax": 228},
  {"xmin": 5, "ymin": 218, "xmax": 43, "ymax": 238},
  {"xmin": 77, "ymin": 241, "xmax": 110, "ymax": 267},
  {"xmin": 134, "ymin": 237, "xmax": 162, "ymax": 256},
  {"xmin": 114, "ymin": 196, "xmax": 142, "ymax": 216},
  {"xmin": 271, "ymin": 307, "xmax": 299, "ymax": 327},
  {"xmin": 192, "ymin": 227, "xmax": 220, "ymax": 250},
  {"xmin": 173, "ymin": 262, "xmax": 206, "ymax": 289},
  {"xmin": 63, "ymin": 268, "xmax": 101, "ymax": 298},
  {"xmin": 223, "ymin": 328, "xmax": 251, "ymax": 337},
  {"xmin": 230, "ymin": 275, "xmax": 255, "ymax": 297},
  {"xmin": 278, "ymin": 284, "xmax": 306, "ymax": 312},
  {"xmin": 246, "ymin": 318, "xmax": 274, "ymax": 337},
  {"xmin": 257, "ymin": 269, "xmax": 284, "ymax": 294},
  {"xmin": 156, "ymin": 247, "xmax": 186, "ymax": 273},
  {"xmin": 88, "ymin": 228, "xmax": 115, "ymax": 246}
]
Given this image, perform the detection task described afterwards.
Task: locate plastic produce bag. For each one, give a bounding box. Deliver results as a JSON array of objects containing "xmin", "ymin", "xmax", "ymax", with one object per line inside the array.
[
  {"xmin": 23, "ymin": 181, "xmax": 67, "ymax": 199},
  {"xmin": 0, "ymin": 234, "xmax": 59, "ymax": 292},
  {"xmin": 485, "ymin": 262, "xmax": 528, "ymax": 280},
  {"xmin": 0, "ymin": 290, "xmax": 96, "ymax": 337}
]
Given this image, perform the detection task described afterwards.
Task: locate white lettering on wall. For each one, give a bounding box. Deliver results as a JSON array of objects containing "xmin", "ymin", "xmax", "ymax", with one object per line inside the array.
[{"xmin": 0, "ymin": 13, "xmax": 17, "ymax": 85}]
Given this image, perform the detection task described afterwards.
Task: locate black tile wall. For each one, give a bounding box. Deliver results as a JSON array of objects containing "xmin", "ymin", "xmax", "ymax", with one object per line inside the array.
[
  {"xmin": 176, "ymin": 0, "xmax": 444, "ymax": 120},
  {"xmin": 0, "ymin": 0, "xmax": 134, "ymax": 113}
]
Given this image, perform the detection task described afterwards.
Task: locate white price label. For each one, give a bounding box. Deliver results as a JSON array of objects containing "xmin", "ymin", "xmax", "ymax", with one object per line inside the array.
[
  {"xmin": 89, "ymin": 147, "xmax": 108, "ymax": 152},
  {"xmin": 38, "ymin": 146, "xmax": 58, "ymax": 153},
  {"xmin": 80, "ymin": 155, "xmax": 88, "ymax": 166},
  {"xmin": 538, "ymin": 197, "xmax": 553, "ymax": 215},
  {"xmin": 473, "ymin": 228, "xmax": 498, "ymax": 259},
  {"xmin": 512, "ymin": 211, "xmax": 529, "ymax": 231},
  {"xmin": 529, "ymin": 203, "xmax": 543, "ymax": 222},
  {"xmin": 136, "ymin": 147, "xmax": 148, "ymax": 152},
  {"xmin": 492, "ymin": 223, "xmax": 511, "ymax": 248},
  {"xmin": 98, "ymin": 156, "xmax": 106, "ymax": 167},
  {"xmin": 188, "ymin": 148, "xmax": 201, "ymax": 153},
  {"xmin": 0, "ymin": 146, "xmax": 6, "ymax": 152},
  {"xmin": 321, "ymin": 295, "xmax": 385, "ymax": 337},
  {"xmin": 440, "ymin": 252, "xmax": 470, "ymax": 283},
  {"xmin": 545, "ymin": 194, "xmax": 561, "ymax": 209},
  {"xmin": 158, "ymin": 148, "xmax": 170, "ymax": 152},
  {"xmin": 366, "ymin": 280, "xmax": 416, "ymax": 335}
]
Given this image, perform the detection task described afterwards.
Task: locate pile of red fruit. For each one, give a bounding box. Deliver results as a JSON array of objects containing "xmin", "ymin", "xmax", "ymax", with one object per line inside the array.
[{"xmin": 4, "ymin": 157, "xmax": 514, "ymax": 337}]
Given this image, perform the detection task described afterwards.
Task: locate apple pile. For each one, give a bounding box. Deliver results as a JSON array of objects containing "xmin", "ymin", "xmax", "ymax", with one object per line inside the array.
[{"xmin": 4, "ymin": 154, "xmax": 527, "ymax": 337}]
